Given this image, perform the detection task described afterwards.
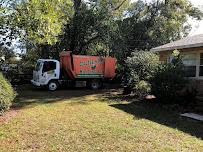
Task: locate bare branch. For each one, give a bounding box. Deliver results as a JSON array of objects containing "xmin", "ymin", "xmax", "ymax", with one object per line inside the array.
[{"xmin": 113, "ymin": 0, "xmax": 127, "ymax": 11}]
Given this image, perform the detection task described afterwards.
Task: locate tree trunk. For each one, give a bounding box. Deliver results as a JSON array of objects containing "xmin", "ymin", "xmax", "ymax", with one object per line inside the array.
[
  {"xmin": 41, "ymin": 44, "xmax": 49, "ymax": 58},
  {"xmin": 70, "ymin": 0, "xmax": 82, "ymax": 53}
]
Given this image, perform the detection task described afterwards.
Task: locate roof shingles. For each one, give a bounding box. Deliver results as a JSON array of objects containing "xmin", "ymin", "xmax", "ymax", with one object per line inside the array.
[{"xmin": 151, "ymin": 34, "xmax": 203, "ymax": 52}]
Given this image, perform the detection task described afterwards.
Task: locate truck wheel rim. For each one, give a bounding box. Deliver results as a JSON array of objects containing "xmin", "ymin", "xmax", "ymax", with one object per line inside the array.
[
  {"xmin": 92, "ymin": 82, "xmax": 98, "ymax": 89},
  {"xmin": 49, "ymin": 82, "xmax": 57, "ymax": 91}
]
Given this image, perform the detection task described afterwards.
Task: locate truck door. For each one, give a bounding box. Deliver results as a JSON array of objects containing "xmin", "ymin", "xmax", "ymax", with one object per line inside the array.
[{"xmin": 42, "ymin": 61, "xmax": 58, "ymax": 83}]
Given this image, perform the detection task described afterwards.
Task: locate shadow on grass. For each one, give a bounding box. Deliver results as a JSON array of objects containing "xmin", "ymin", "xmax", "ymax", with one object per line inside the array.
[
  {"xmin": 12, "ymin": 84, "xmax": 109, "ymax": 110},
  {"xmin": 108, "ymin": 95, "xmax": 203, "ymax": 139},
  {"xmin": 13, "ymin": 85, "xmax": 203, "ymax": 139}
]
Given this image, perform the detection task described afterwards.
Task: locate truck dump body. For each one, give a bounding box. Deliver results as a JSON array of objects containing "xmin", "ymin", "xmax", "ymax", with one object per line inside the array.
[{"xmin": 60, "ymin": 51, "xmax": 116, "ymax": 79}]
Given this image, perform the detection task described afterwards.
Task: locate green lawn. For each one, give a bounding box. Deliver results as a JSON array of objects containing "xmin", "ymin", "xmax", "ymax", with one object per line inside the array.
[{"xmin": 0, "ymin": 86, "xmax": 203, "ymax": 152}]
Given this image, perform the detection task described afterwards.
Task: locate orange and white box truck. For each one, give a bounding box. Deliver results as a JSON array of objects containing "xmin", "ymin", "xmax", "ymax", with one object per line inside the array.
[{"xmin": 31, "ymin": 51, "xmax": 116, "ymax": 91}]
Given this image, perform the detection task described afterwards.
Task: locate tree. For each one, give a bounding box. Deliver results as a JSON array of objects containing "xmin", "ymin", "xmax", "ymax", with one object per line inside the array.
[
  {"xmin": 55, "ymin": 0, "xmax": 131, "ymax": 54},
  {"xmin": 6, "ymin": 0, "xmax": 73, "ymax": 45},
  {"xmin": 1, "ymin": 0, "xmax": 202, "ymax": 61},
  {"xmin": 0, "ymin": 45, "xmax": 15, "ymax": 61},
  {"xmin": 0, "ymin": 0, "xmax": 12, "ymax": 48},
  {"xmin": 3, "ymin": 0, "xmax": 130, "ymax": 57},
  {"xmin": 1, "ymin": 0, "xmax": 74, "ymax": 58},
  {"xmin": 110, "ymin": 0, "xmax": 203, "ymax": 64}
]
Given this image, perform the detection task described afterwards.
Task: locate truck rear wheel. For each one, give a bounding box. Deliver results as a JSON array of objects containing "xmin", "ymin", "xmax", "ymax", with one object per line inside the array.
[
  {"xmin": 89, "ymin": 79, "xmax": 102, "ymax": 90},
  {"xmin": 48, "ymin": 81, "xmax": 58, "ymax": 91}
]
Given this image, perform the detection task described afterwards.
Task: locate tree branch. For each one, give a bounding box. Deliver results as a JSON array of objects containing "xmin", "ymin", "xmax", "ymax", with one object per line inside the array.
[
  {"xmin": 81, "ymin": 35, "xmax": 100, "ymax": 47},
  {"xmin": 113, "ymin": 0, "xmax": 127, "ymax": 11},
  {"xmin": 73, "ymin": 0, "xmax": 81, "ymax": 11}
]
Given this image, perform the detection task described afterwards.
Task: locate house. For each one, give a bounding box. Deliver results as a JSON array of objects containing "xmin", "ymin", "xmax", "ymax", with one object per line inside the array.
[{"xmin": 151, "ymin": 34, "xmax": 203, "ymax": 93}]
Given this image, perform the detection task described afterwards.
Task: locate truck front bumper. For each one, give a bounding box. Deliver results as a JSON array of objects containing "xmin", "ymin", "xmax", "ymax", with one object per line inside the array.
[{"xmin": 31, "ymin": 80, "xmax": 41, "ymax": 87}]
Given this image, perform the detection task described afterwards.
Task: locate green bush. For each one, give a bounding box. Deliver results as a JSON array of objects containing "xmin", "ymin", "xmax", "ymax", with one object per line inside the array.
[
  {"xmin": 124, "ymin": 50, "xmax": 196, "ymax": 104},
  {"xmin": 0, "ymin": 73, "xmax": 16, "ymax": 113},
  {"xmin": 151, "ymin": 50, "xmax": 198, "ymax": 104},
  {"xmin": 151, "ymin": 60, "xmax": 187, "ymax": 104},
  {"xmin": 125, "ymin": 51, "xmax": 159, "ymax": 97}
]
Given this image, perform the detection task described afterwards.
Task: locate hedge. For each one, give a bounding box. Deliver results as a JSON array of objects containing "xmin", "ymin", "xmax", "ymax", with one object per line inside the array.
[{"xmin": 0, "ymin": 72, "xmax": 16, "ymax": 114}]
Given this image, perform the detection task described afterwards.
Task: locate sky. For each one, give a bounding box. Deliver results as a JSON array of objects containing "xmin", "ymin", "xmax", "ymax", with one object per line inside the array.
[{"xmin": 131, "ymin": 0, "xmax": 203, "ymax": 36}]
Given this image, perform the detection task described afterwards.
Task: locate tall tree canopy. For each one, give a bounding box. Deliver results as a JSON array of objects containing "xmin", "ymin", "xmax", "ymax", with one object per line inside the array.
[
  {"xmin": 1, "ymin": 0, "xmax": 202, "ymax": 60},
  {"xmin": 111, "ymin": 0, "xmax": 203, "ymax": 63},
  {"xmin": 56, "ymin": 0, "xmax": 131, "ymax": 54},
  {"xmin": 6, "ymin": 0, "xmax": 73, "ymax": 45}
]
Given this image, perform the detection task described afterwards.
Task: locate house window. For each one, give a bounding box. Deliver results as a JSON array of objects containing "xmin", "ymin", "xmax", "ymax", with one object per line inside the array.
[{"xmin": 182, "ymin": 53, "xmax": 196, "ymax": 77}]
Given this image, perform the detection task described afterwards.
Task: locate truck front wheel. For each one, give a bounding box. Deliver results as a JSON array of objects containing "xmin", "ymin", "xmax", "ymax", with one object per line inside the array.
[
  {"xmin": 89, "ymin": 79, "xmax": 102, "ymax": 90},
  {"xmin": 48, "ymin": 81, "xmax": 58, "ymax": 91}
]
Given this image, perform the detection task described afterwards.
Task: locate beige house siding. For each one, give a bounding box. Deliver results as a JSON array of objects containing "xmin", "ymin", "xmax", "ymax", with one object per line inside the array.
[
  {"xmin": 158, "ymin": 47, "xmax": 203, "ymax": 62},
  {"xmin": 159, "ymin": 51, "xmax": 171, "ymax": 62},
  {"xmin": 157, "ymin": 46, "xmax": 203, "ymax": 94}
]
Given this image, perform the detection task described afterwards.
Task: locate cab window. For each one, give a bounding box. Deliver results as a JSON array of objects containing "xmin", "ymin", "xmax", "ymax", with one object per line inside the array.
[
  {"xmin": 42, "ymin": 61, "xmax": 56, "ymax": 73},
  {"xmin": 35, "ymin": 61, "xmax": 42, "ymax": 71}
]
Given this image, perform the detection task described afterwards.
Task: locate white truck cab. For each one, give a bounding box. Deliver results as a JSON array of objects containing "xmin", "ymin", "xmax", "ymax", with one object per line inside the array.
[{"xmin": 31, "ymin": 59, "xmax": 60, "ymax": 90}]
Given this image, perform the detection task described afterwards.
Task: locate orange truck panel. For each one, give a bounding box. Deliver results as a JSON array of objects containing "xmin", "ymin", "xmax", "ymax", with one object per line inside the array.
[
  {"xmin": 60, "ymin": 51, "xmax": 75, "ymax": 79},
  {"xmin": 60, "ymin": 51, "xmax": 116, "ymax": 79},
  {"xmin": 104, "ymin": 57, "xmax": 116, "ymax": 78}
]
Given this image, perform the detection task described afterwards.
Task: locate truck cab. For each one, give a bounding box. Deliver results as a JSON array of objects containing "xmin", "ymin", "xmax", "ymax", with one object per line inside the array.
[{"xmin": 31, "ymin": 59, "xmax": 60, "ymax": 90}]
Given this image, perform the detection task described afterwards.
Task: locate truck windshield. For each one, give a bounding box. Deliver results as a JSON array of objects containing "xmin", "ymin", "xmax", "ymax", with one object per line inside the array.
[
  {"xmin": 42, "ymin": 61, "xmax": 56, "ymax": 73},
  {"xmin": 35, "ymin": 61, "xmax": 42, "ymax": 71}
]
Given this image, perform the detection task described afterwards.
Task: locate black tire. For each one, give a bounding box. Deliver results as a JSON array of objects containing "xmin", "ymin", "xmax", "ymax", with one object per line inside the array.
[
  {"xmin": 47, "ymin": 80, "xmax": 58, "ymax": 91},
  {"xmin": 89, "ymin": 79, "xmax": 102, "ymax": 90}
]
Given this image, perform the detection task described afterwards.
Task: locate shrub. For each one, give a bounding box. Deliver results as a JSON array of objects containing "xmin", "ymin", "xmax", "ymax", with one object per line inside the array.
[
  {"xmin": 124, "ymin": 49, "xmax": 196, "ymax": 104},
  {"xmin": 0, "ymin": 73, "xmax": 16, "ymax": 114},
  {"xmin": 125, "ymin": 51, "xmax": 159, "ymax": 97},
  {"xmin": 151, "ymin": 56, "xmax": 188, "ymax": 104},
  {"xmin": 114, "ymin": 63, "xmax": 125, "ymax": 83},
  {"xmin": 151, "ymin": 50, "xmax": 198, "ymax": 104}
]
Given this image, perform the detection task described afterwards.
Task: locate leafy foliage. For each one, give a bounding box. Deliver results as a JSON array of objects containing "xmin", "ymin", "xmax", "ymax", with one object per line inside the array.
[
  {"xmin": 0, "ymin": 46, "xmax": 15, "ymax": 61},
  {"xmin": 151, "ymin": 62, "xmax": 187, "ymax": 104},
  {"xmin": 55, "ymin": 0, "xmax": 131, "ymax": 54},
  {"xmin": 111, "ymin": 0, "xmax": 203, "ymax": 64},
  {"xmin": 0, "ymin": 73, "xmax": 16, "ymax": 113},
  {"xmin": 7, "ymin": 0, "xmax": 73, "ymax": 45},
  {"xmin": 1, "ymin": 0, "xmax": 202, "ymax": 62},
  {"xmin": 151, "ymin": 51, "xmax": 189, "ymax": 104},
  {"xmin": 125, "ymin": 50, "xmax": 197, "ymax": 104},
  {"xmin": 125, "ymin": 51, "xmax": 159, "ymax": 97}
]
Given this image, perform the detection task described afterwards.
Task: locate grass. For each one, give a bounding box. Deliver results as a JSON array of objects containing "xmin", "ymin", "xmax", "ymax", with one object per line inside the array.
[{"xmin": 0, "ymin": 85, "xmax": 203, "ymax": 152}]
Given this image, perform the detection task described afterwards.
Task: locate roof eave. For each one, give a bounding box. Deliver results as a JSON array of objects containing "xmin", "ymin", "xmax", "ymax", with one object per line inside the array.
[{"xmin": 151, "ymin": 42, "xmax": 203, "ymax": 52}]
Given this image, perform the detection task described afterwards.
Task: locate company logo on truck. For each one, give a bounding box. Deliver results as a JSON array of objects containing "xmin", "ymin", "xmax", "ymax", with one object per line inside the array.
[
  {"xmin": 79, "ymin": 59, "xmax": 104, "ymax": 76},
  {"xmin": 79, "ymin": 59, "xmax": 103, "ymax": 66}
]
